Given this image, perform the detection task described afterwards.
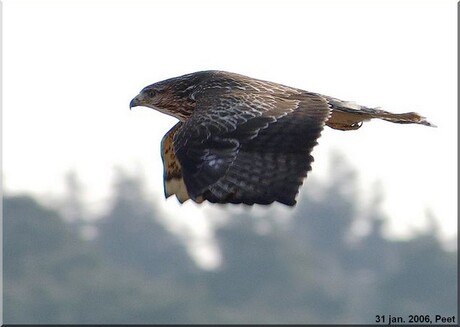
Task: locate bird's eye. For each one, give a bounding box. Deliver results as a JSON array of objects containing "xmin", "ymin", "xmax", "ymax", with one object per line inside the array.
[{"xmin": 146, "ymin": 89, "xmax": 157, "ymax": 98}]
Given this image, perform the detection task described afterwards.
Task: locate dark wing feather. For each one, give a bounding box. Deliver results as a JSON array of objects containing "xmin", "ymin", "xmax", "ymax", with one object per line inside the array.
[{"xmin": 173, "ymin": 87, "xmax": 330, "ymax": 206}]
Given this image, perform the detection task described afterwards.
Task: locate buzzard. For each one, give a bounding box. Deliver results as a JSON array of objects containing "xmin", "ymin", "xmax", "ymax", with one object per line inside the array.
[{"xmin": 130, "ymin": 71, "xmax": 434, "ymax": 206}]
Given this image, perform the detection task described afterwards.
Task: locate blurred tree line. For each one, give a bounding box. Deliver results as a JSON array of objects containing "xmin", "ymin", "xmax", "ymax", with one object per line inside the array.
[{"xmin": 3, "ymin": 156, "xmax": 457, "ymax": 324}]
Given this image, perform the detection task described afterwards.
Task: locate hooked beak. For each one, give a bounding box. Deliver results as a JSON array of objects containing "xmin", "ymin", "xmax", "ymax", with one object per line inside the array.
[{"xmin": 129, "ymin": 96, "xmax": 140, "ymax": 110}]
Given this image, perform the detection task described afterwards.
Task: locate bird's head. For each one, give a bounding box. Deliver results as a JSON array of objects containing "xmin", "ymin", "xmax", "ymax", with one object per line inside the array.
[{"xmin": 130, "ymin": 71, "xmax": 215, "ymax": 121}]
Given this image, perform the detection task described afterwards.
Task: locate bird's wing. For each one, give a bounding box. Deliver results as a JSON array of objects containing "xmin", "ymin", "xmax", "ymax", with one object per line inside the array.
[{"xmin": 172, "ymin": 88, "xmax": 331, "ymax": 206}]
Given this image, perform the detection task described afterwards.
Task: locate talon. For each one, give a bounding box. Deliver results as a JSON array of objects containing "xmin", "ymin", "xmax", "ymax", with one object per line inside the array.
[{"xmin": 350, "ymin": 121, "xmax": 363, "ymax": 130}]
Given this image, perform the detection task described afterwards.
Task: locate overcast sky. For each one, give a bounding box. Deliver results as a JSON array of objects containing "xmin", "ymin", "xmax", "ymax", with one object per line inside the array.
[{"xmin": 3, "ymin": 0, "xmax": 457, "ymax": 262}]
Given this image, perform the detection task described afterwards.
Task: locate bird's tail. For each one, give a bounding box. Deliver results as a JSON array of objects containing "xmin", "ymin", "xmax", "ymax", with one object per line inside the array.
[
  {"xmin": 325, "ymin": 98, "xmax": 436, "ymax": 131},
  {"xmin": 366, "ymin": 109, "xmax": 436, "ymax": 127}
]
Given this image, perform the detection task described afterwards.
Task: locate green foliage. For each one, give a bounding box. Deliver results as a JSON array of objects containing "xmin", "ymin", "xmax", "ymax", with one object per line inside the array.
[
  {"xmin": 3, "ymin": 158, "xmax": 457, "ymax": 324},
  {"xmin": 3, "ymin": 195, "xmax": 208, "ymax": 324},
  {"xmin": 95, "ymin": 170, "xmax": 197, "ymax": 281}
]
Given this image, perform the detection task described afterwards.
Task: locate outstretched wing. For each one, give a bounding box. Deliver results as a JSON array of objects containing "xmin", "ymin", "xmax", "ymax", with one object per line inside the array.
[{"xmin": 172, "ymin": 87, "xmax": 331, "ymax": 206}]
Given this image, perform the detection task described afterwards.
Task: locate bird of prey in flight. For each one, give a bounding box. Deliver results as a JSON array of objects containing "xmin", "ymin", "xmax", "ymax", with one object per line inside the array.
[{"xmin": 130, "ymin": 70, "xmax": 434, "ymax": 206}]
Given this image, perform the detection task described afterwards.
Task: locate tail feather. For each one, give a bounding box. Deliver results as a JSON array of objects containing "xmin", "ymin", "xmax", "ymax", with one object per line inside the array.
[
  {"xmin": 324, "ymin": 97, "xmax": 436, "ymax": 130},
  {"xmin": 377, "ymin": 110, "xmax": 436, "ymax": 127}
]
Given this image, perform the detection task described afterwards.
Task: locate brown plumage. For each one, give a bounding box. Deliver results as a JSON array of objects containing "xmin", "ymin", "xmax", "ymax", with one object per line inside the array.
[{"xmin": 130, "ymin": 70, "xmax": 434, "ymax": 206}]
